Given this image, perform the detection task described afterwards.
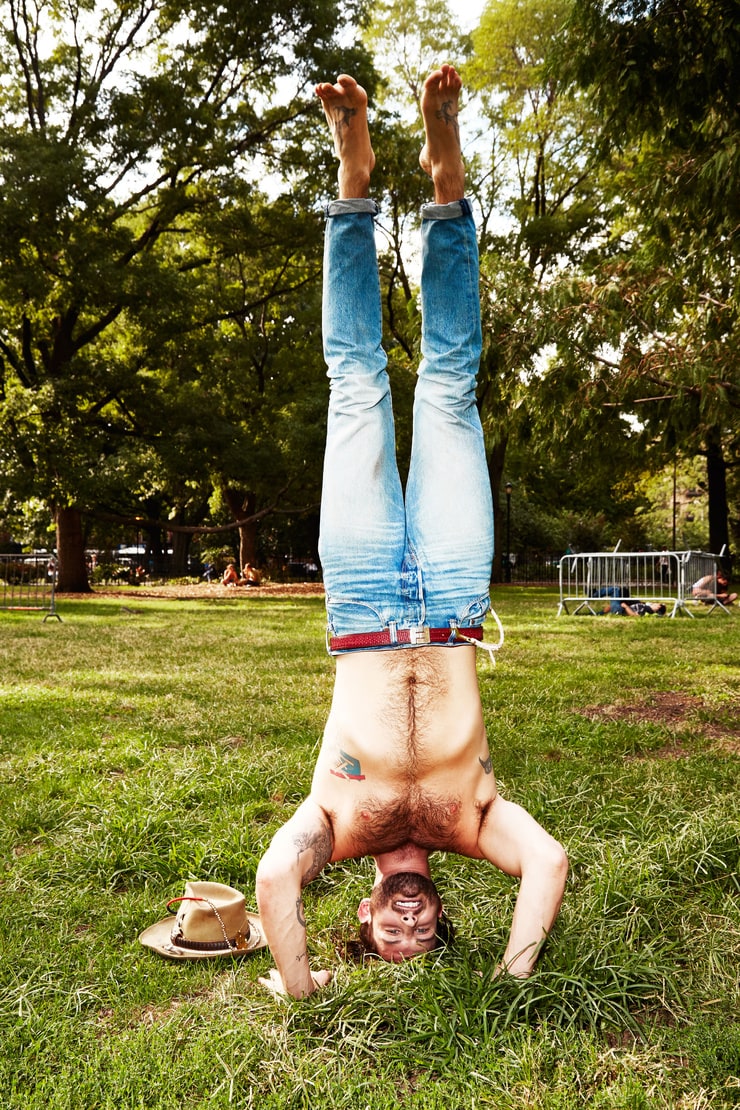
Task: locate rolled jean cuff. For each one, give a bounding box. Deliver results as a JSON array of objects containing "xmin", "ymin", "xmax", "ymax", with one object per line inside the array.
[
  {"xmin": 421, "ymin": 198, "xmax": 473, "ymax": 220},
  {"xmin": 325, "ymin": 199, "xmax": 380, "ymax": 218}
]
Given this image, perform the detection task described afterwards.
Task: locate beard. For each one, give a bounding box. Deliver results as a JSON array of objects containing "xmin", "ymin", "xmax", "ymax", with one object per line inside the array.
[{"xmin": 370, "ymin": 871, "xmax": 441, "ymax": 912}]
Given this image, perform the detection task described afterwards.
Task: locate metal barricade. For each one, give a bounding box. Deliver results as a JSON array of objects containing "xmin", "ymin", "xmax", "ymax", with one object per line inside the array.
[
  {"xmin": 557, "ymin": 550, "xmax": 729, "ymax": 618},
  {"xmin": 681, "ymin": 550, "xmax": 732, "ymax": 615},
  {"xmin": 0, "ymin": 554, "xmax": 60, "ymax": 621}
]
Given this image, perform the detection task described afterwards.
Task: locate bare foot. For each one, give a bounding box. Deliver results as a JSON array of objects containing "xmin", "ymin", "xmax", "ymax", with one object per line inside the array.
[
  {"xmin": 419, "ymin": 65, "xmax": 465, "ymax": 204},
  {"xmin": 315, "ymin": 75, "xmax": 375, "ymax": 199}
]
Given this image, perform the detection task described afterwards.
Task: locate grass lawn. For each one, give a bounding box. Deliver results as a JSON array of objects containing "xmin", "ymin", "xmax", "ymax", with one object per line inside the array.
[{"xmin": 1, "ymin": 588, "xmax": 738, "ymax": 1109}]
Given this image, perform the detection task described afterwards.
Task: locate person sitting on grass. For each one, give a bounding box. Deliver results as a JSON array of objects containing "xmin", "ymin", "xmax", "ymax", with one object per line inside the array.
[
  {"xmin": 692, "ymin": 571, "xmax": 737, "ymax": 606},
  {"xmin": 222, "ymin": 562, "xmax": 240, "ymax": 587},
  {"xmin": 255, "ymin": 66, "xmax": 568, "ymax": 999},
  {"xmin": 240, "ymin": 563, "xmax": 262, "ymax": 587}
]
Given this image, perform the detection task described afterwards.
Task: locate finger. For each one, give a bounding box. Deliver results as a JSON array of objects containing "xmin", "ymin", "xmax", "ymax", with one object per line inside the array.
[
  {"xmin": 311, "ymin": 970, "xmax": 333, "ymax": 987},
  {"xmin": 257, "ymin": 971, "xmax": 285, "ymax": 995}
]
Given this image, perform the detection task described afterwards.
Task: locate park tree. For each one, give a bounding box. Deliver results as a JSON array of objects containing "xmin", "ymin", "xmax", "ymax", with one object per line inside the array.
[
  {"xmin": 546, "ymin": 0, "xmax": 740, "ymax": 557},
  {"xmin": 355, "ymin": 0, "xmax": 639, "ymax": 573},
  {"xmin": 542, "ymin": 216, "xmax": 740, "ymax": 556},
  {"xmin": 464, "ymin": 0, "xmax": 628, "ymax": 573},
  {"xmin": 363, "ymin": 0, "xmax": 470, "ymax": 110},
  {"xmin": 0, "ymin": 0, "xmax": 370, "ymax": 590},
  {"xmin": 92, "ymin": 190, "xmax": 329, "ymax": 576},
  {"xmin": 565, "ymin": 0, "xmax": 740, "ymax": 233}
]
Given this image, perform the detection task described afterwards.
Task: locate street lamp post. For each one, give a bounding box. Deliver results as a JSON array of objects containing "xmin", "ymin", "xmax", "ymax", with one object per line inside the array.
[
  {"xmin": 505, "ymin": 481, "xmax": 513, "ymax": 582},
  {"xmin": 672, "ymin": 457, "xmax": 677, "ymax": 550}
]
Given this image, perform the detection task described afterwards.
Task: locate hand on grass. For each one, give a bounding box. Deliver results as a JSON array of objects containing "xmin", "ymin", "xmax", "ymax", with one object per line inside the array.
[{"xmin": 257, "ymin": 968, "xmax": 332, "ymax": 998}]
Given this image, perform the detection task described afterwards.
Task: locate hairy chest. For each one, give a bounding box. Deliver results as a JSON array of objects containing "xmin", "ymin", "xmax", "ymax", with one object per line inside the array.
[{"xmin": 348, "ymin": 784, "xmax": 478, "ymax": 854}]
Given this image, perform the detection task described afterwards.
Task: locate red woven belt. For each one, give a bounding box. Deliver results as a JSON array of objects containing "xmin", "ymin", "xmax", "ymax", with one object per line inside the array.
[{"xmin": 329, "ymin": 626, "xmax": 484, "ymax": 652}]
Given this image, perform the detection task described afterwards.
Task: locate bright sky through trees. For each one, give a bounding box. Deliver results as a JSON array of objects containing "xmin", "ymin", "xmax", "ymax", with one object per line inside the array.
[{"xmin": 448, "ymin": 0, "xmax": 486, "ymax": 31}]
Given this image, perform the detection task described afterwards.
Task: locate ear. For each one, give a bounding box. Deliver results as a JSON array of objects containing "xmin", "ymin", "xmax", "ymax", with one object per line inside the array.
[
  {"xmin": 357, "ymin": 898, "xmax": 372, "ymax": 923},
  {"xmin": 437, "ymin": 902, "xmax": 444, "ymax": 919}
]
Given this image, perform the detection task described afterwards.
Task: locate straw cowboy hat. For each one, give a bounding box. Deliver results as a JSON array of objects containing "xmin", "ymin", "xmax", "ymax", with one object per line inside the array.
[{"xmin": 139, "ymin": 881, "xmax": 266, "ymax": 960}]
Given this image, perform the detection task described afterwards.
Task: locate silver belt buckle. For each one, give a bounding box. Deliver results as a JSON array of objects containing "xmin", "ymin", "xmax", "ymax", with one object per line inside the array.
[{"xmin": 409, "ymin": 625, "xmax": 431, "ymax": 645}]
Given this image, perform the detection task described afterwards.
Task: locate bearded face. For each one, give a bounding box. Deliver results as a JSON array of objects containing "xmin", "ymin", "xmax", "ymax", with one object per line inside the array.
[{"xmin": 357, "ymin": 871, "xmax": 444, "ymax": 961}]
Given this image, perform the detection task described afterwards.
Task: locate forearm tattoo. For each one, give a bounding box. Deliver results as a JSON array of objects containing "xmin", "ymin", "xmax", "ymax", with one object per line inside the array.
[
  {"xmin": 295, "ymin": 898, "xmax": 307, "ymax": 928},
  {"xmin": 293, "ymin": 823, "xmax": 333, "ymax": 886},
  {"xmin": 331, "ymin": 105, "xmax": 357, "ymax": 153}
]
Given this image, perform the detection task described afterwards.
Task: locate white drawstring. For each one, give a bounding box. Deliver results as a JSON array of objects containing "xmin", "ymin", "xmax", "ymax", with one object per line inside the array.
[{"xmin": 454, "ymin": 606, "xmax": 505, "ymax": 665}]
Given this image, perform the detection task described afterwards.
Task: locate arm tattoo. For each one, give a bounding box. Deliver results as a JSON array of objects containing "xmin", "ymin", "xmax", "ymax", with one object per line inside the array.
[
  {"xmin": 295, "ymin": 898, "xmax": 307, "ymax": 928},
  {"xmin": 293, "ymin": 823, "xmax": 333, "ymax": 886}
]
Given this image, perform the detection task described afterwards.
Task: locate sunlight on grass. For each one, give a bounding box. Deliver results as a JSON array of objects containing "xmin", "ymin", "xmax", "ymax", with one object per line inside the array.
[{"xmin": 1, "ymin": 591, "xmax": 738, "ymax": 1108}]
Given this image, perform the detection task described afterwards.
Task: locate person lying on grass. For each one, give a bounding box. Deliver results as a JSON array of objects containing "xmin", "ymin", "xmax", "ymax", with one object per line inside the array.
[{"xmin": 255, "ymin": 65, "xmax": 568, "ymax": 998}]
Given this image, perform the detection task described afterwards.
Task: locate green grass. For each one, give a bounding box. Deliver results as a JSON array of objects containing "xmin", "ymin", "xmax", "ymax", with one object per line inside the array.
[{"xmin": 1, "ymin": 589, "xmax": 739, "ymax": 1108}]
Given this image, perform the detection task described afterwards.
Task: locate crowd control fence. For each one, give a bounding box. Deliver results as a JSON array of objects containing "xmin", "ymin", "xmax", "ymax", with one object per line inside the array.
[
  {"xmin": 557, "ymin": 550, "xmax": 730, "ymax": 618},
  {"xmin": 0, "ymin": 554, "xmax": 60, "ymax": 620}
]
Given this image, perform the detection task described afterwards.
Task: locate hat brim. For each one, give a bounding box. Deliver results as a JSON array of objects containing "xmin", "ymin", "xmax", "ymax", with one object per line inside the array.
[{"xmin": 139, "ymin": 911, "xmax": 267, "ymax": 960}]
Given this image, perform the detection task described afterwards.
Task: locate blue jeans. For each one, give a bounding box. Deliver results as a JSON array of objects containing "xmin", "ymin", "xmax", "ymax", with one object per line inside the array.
[
  {"xmin": 318, "ymin": 198, "xmax": 493, "ymax": 650},
  {"xmin": 597, "ymin": 586, "xmax": 629, "ymax": 615}
]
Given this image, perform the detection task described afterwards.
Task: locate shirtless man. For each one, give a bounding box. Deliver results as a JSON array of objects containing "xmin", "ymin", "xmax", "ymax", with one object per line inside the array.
[{"xmin": 255, "ymin": 65, "xmax": 568, "ymax": 998}]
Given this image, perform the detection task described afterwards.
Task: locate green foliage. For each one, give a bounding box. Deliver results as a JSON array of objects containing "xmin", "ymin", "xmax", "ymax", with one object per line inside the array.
[
  {"xmin": 630, "ymin": 456, "xmax": 710, "ymax": 551},
  {"xmin": 563, "ymin": 0, "xmax": 740, "ymax": 233},
  {"xmin": 549, "ymin": 0, "xmax": 740, "ymax": 554},
  {"xmin": 0, "ymin": 0, "xmax": 372, "ymax": 580},
  {"xmin": 455, "ymin": 0, "xmax": 629, "ymax": 570},
  {"xmin": 362, "ymin": 0, "xmax": 471, "ymax": 108}
]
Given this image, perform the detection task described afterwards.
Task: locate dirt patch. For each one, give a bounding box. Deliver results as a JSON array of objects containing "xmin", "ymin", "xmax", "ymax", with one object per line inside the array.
[
  {"xmin": 703, "ymin": 729, "xmax": 740, "ymax": 756},
  {"xmin": 578, "ymin": 692, "xmax": 703, "ymax": 725},
  {"xmin": 576, "ymin": 692, "xmax": 740, "ymax": 758},
  {"xmin": 58, "ymin": 581, "xmax": 325, "ymax": 601}
]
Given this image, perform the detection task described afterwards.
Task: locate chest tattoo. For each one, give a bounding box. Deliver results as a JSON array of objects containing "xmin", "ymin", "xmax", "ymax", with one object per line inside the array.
[{"xmin": 330, "ymin": 750, "xmax": 366, "ymax": 781}]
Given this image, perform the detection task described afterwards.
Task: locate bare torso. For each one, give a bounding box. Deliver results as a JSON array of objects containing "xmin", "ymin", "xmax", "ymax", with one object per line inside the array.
[{"xmin": 310, "ymin": 645, "xmax": 497, "ymax": 860}]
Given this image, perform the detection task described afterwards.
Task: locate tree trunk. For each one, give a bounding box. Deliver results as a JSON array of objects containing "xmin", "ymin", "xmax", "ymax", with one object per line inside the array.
[
  {"xmin": 142, "ymin": 506, "xmax": 165, "ymax": 572},
  {"xmin": 487, "ymin": 437, "xmax": 508, "ymax": 583},
  {"xmin": 55, "ymin": 506, "xmax": 91, "ymax": 592},
  {"xmin": 223, "ymin": 488, "xmax": 258, "ymax": 570},
  {"xmin": 169, "ymin": 529, "xmax": 191, "ymax": 576},
  {"xmin": 705, "ymin": 426, "xmax": 731, "ymax": 559}
]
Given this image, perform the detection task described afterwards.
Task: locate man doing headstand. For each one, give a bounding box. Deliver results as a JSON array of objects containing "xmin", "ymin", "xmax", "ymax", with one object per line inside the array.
[{"xmin": 255, "ymin": 65, "xmax": 568, "ymax": 998}]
